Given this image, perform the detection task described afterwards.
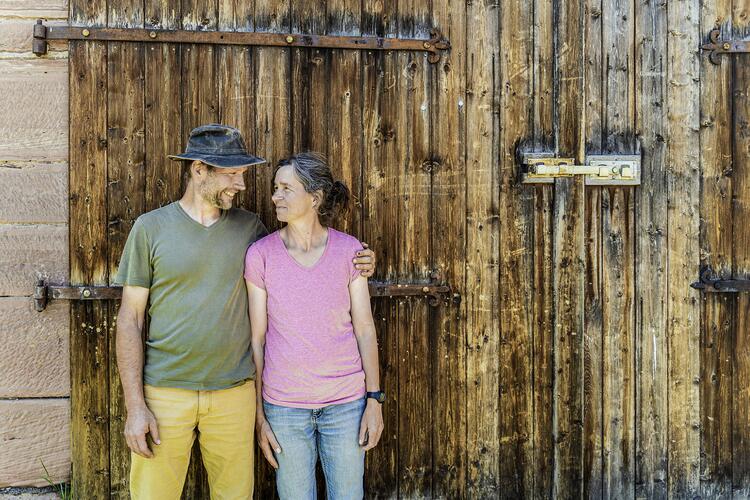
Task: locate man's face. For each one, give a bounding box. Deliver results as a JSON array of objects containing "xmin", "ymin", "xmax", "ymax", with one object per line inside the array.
[{"xmin": 198, "ymin": 165, "xmax": 248, "ymax": 209}]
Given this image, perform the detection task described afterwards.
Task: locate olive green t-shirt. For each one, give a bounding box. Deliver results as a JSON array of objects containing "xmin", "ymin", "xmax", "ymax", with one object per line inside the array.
[{"xmin": 114, "ymin": 202, "xmax": 268, "ymax": 390}]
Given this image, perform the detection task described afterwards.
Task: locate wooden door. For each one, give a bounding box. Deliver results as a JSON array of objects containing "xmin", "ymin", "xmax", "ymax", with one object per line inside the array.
[
  {"xmin": 699, "ymin": 10, "xmax": 750, "ymax": 499},
  {"xmin": 67, "ymin": 1, "xmax": 464, "ymax": 498}
]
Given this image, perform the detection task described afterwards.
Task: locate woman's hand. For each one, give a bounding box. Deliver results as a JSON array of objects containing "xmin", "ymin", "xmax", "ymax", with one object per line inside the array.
[
  {"xmin": 358, "ymin": 400, "xmax": 384, "ymax": 451},
  {"xmin": 256, "ymin": 413, "xmax": 282, "ymax": 468}
]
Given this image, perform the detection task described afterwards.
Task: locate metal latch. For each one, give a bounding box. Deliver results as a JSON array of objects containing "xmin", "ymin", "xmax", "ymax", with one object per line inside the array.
[
  {"xmin": 702, "ymin": 29, "xmax": 750, "ymax": 65},
  {"xmin": 521, "ymin": 153, "xmax": 640, "ymax": 185},
  {"xmin": 33, "ymin": 278, "xmax": 458, "ymax": 311},
  {"xmin": 690, "ymin": 266, "xmax": 750, "ymax": 293}
]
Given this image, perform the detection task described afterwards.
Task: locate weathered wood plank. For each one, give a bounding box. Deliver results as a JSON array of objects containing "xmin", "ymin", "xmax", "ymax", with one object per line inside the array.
[
  {"xmin": 552, "ymin": 0, "xmax": 586, "ymax": 496},
  {"xmin": 732, "ymin": 13, "xmax": 750, "ymax": 497},
  {"xmin": 497, "ymin": 0, "xmax": 534, "ymax": 496},
  {"xmin": 465, "ymin": 0, "xmax": 500, "ymax": 496},
  {"xmin": 144, "ymin": 0, "xmax": 182, "ymax": 210},
  {"xmin": 253, "ymin": 0, "xmax": 291, "ymax": 236},
  {"xmin": 326, "ymin": 0, "xmax": 362, "ymax": 237},
  {"xmin": 665, "ymin": 0, "xmax": 701, "ymax": 496},
  {"xmin": 253, "ymin": 2, "xmax": 291, "ymax": 495},
  {"xmin": 181, "ymin": 0, "xmax": 218, "ymax": 137},
  {"xmin": 0, "ymin": 400, "xmax": 70, "ymax": 488},
  {"xmin": 395, "ymin": 0, "xmax": 432, "ymax": 496},
  {"xmin": 601, "ymin": 187, "xmax": 635, "ymax": 500},
  {"xmin": 430, "ymin": 0, "xmax": 466, "ymax": 497},
  {"xmin": 217, "ymin": 0, "xmax": 256, "ymax": 211},
  {"xmin": 68, "ymin": 21, "xmax": 110, "ymax": 496},
  {"xmin": 0, "ymin": 224, "xmax": 68, "ymax": 296},
  {"xmin": 698, "ymin": 4, "xmax": 733, "ymax": 499},
  {"xmin": 600, "ymin": 0, "xmax": 636, "ymax": 497},
  {"xmin": 0, "ymin": 59, "xmax": 67, "ymax": 162},
  {"xmin": 0, "ymin": 0, "xmax": 67, "ymax": 18},
  {"xmin": 532, "ymin": 0, "xmax": 555, "ymax": 496},
  {"xmin": 634, "ymin": 0, "xmax": 668, "ymax": 497},
  {"xmin": 0, "ymin": 299, "xmax": 69, "ymax": 398},
  {"xmin": 361, "ymin": 3, "xmax": 400, "ymax": 497},
  {"xmin": 582, "ymin": 0, "xmax": 604, "ymax": 496},
  {"xmin": 106, "ymin": 5, "xmax": 146, "ymax": 495},
  {"xmin": 0, "ymin": 163, "xmax": 67, "ymax": 224},
  {"xmin": 290, "ymin": 1, "xmax": 329, "ymax": 156}
]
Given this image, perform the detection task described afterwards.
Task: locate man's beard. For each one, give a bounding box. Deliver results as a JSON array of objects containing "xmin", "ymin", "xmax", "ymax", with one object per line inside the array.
[{"xmin": 200, "ymin": 178, "xmax": 232, "ymax": 209}]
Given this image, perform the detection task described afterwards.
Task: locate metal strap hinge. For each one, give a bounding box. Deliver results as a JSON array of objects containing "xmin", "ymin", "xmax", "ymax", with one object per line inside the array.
[
  {"xmin": 521, "ymin": 153, "xmax": 641, "ymax": 185},
  {"xmin": 691, "ymin": 266, "xmax": 750, "ymax": 293},
  {"xmin": 33, "ymin": 278, "xmax": 457, "ymax": 311},
  {"xmin": 32, "ymin": 19, "xmax": 450, "ymax": 63},
  {"xmin": 702, "ymin": 29, "xmax": 750, "ymax": 65}
]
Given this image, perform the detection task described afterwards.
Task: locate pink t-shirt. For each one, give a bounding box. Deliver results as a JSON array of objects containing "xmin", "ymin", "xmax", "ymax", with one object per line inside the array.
[{"xmin": 244, "ymin": 228, "xmax": 366, "ymax": 408}]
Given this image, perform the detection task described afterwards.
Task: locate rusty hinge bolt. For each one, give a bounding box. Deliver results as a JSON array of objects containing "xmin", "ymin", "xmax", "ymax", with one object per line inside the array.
[
  {"xmin": 34, "ymin": 279, "xmax": 48, "ymax": 312},
  {"xmin": 33, "ymin": 19, "xmax": 48, "ymax": 56}
]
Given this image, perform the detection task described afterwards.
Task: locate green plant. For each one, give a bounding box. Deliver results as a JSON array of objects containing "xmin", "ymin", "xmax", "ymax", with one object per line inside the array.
[{"xmin": 39, "ymin": 459, "xmax": 74, "ymax": 500}]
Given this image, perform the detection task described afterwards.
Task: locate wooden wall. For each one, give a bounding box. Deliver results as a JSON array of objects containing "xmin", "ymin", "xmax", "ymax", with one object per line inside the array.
[
  {"xmin": 0, "ymin": 0, "xmax": 71, "ymax": 491},
  {"xmin": 3, "ymin": 0, "xmax": 750, "ymax": 498}
]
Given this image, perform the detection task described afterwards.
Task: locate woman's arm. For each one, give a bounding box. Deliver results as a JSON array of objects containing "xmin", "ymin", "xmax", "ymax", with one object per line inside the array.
[
  {"xmin": 349, "ymin": 274, "xmax": 384, "ymax": 451},
  {"xmin": 247, "ymin": 279, "xmax": 281, "ymax": 468}
]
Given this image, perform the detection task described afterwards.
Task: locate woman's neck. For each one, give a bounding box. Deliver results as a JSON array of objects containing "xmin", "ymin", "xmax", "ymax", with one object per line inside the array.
[{"xmin": 282, "ymin": 218, "xmax": 328, "ymax": 252}]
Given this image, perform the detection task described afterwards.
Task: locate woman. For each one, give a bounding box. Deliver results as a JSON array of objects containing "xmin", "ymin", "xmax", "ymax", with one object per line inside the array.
[{"xmin": 244, "ymin": 152, "xmax": 384, "ymax": 499}]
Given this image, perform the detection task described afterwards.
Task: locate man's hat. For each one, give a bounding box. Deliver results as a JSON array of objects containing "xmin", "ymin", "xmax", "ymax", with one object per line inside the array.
[{"xmin": 168, "ymin": 124, "xmax": 266, "ymax": 168}]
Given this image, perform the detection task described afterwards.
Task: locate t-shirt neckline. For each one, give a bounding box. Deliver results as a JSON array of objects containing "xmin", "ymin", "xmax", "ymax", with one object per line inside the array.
[
  {"xmin": 174, "ymin": 201, "xmax": 228, "ymax": 231},
  {"xmin": 275, "ymin": 228, "xmax": 333, "ymax": 271}
]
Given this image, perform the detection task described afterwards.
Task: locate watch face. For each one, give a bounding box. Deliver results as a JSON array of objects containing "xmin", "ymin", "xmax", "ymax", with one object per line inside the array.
[{"xmin": 375, "ymin": 392, "xmax": 386, "ymax": 403}]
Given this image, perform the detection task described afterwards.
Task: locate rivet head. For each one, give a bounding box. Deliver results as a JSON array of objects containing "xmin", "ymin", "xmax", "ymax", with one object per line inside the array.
[
  {"xmin": 423, "ymin": 42, "xmax": 431, "ymax": 49},
  {"xmin": 149, "ymin": 31, "xmax": 157, "ymax": 39},
  {"xmin": 722, "ymin": 42, "xmax": 731, "ymax": 50},
  {"xmin": 82, "ymin": 289, "xmax": 91, "ymax": 298},
  {"xmin": 82, "ymin": 29, "xmax": 90, "ymax": 37},
  {"xmin": 422, "ymin": 286, "xmax": 430, "ymax": 293},
  {"xmin": 286, "ymin": 35, "xmax": 294, "ymax": 44}
]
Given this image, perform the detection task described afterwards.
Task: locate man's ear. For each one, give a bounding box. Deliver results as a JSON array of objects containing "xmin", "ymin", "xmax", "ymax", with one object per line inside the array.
[{"xmin": 192, "ymin": 160, "xmax": 206, "ymax": 179}]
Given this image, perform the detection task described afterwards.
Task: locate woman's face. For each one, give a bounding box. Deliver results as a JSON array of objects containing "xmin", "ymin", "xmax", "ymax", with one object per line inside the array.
[{"xmin": 272, "ymin": 164, "xmax": 317, "ymax": 223}]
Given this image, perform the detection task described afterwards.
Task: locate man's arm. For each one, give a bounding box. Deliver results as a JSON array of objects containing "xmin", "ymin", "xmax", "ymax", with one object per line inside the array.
[{"xmin": 116, "ymin": 285, "xmax": 160, "ymax": 458}]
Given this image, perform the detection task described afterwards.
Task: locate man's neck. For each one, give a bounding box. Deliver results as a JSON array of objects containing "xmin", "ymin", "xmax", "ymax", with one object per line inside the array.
[{"xmin": 179, "ymin": 186, "xmax": 222, "ymax": 227}]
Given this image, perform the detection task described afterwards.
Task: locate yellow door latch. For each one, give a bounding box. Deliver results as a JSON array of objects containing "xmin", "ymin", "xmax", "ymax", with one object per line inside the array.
[{"xmin": 521, "ymin": 153, "xmax": 641, "ymax": 185}]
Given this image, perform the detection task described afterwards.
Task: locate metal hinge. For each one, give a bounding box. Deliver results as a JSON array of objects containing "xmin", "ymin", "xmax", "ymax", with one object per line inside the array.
[
  {"xmin": 521, "ymin": 153, "xmax": 641, "ymax": 185},
  {"xmin": 691, "ymin": 266, "xmax": 750, "ymax": 293},
  {"xmin": 32, "ymin": 19, "xmax": 450, "ymax": 63},
  {"xmin": 702, "ymin": 29, "xmax": 750, "ymax": 65},
  {"xmin": 33, "ymin": 277, "xmax": 457, "ymax": 311}
]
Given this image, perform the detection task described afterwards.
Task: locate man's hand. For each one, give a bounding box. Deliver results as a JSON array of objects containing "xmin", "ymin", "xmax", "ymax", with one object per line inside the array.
[
  {"xmin": 124, "ymin": 406, "xmax": 160, "ymax": 458},
  {"xmin": 256, "ymin": 414, "xmax": 281, "ymax": 469},
  {"xmin": 354, "ymin": 242, "xmax": 377, "ymax": 278},
  {"xmin": 358, "ymin": 400, "xmax": 384, "ymax": 451}
]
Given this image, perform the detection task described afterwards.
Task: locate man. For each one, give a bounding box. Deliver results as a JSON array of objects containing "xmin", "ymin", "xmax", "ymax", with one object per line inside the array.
[{"xmin": 114, "ymin": 124, "xmax": 376, "ymax": 499}]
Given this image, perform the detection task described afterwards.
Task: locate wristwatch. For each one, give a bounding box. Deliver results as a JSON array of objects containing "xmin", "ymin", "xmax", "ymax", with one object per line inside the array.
[{"xmin": 366, "ymin": 391, "xmax": 386, "ymax": 404}]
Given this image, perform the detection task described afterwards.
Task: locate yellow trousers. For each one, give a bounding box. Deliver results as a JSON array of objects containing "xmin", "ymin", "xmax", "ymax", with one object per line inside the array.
[{"xmin": 130, "ymin": 381, "xmax": 255, "ymax": 500}]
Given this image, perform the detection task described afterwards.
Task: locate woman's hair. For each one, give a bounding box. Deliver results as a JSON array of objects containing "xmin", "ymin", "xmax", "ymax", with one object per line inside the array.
[{"xmin": 274, "ymin": 152, "xmax": 350, "ymax": 225}]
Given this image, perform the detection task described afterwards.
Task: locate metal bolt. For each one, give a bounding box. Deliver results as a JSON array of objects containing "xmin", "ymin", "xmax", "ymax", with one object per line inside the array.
[
  {"xmin": 82, "ymin": 289, "xmax": 91, "ymax": 298},
  {"xmin": 723, "ymin": 42, "xmax": 730, "ymax": 51},
  {"xmin": 423, "ymin": 42, "xmax": 431, "ymax": 49},
  {"xmin": 82, "ymin": 29, "xmax": 90, "ymax": 37},
  {"xmin": 286, "ymin": 35, "xmax": 294, "ymax": 44},
  {"xmin": 422, "ymin": 286, "xmax": 430, "ymax": 293},
  {"xmin": 149, "ymin": 31, "xmax": 157, "ymax": 39}
]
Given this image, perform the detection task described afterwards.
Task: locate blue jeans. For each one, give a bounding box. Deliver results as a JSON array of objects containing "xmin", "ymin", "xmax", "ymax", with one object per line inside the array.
[{"xmin": 263, "ymin": 398, "xmax": 366, "ymax": 500}]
